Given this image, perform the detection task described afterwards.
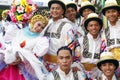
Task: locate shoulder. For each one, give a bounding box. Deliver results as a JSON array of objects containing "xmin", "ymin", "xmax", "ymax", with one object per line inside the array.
[
  {"xmin": 77, "ymin": 71, "xmax": 86, "ymax": 79},
  {"xmin": 46, "ymin": 72, "xmax": 54, "ymax": 80}
]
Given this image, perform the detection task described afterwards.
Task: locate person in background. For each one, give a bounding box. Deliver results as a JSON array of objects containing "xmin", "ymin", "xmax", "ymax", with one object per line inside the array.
[
  {"xmin": 97, "ymin": 52, "xmax": 119, "ymax": 80},
  {"xmin": 43, "ymin": 0, "xmax": 75, "ymax": 72},
  {"xmin": 101, "ymin": 0, "xmax": 120, "ymax": 78},
  {"xmin": 65, "ymin": 1, "xmax": 84, "ymax": 37},
  {"xmin": 79, "ymin": 0, "xmax": 95, "ymax": 34},
  {"xmin": 0, "ymin": 11, "xmax": 49, "ymax": 80},
  {"xmin": 46, "ymin": 46, "xmax": 86, "ymax": 80},
  {"xmin": 65, "ymin": 2, "xmax": 84, "ymax": 63}
]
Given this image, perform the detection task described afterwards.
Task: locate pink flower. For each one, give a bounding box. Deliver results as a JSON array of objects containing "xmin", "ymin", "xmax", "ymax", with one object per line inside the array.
[
  {"xmin": 17, "ymin": 5, "xmax": 25, "ymax": 13},
  {"xmin": 11, "ymin": 5, "xmax": 16, "ymax": 13}
]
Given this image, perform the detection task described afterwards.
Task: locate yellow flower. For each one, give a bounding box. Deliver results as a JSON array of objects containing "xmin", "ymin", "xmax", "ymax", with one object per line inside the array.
[
  {"xmin": 20, "ymin": 0, "xmax": 27, "ymax": 6},
  {"xmin": 16, "ymin": 14, "xmax": 23, "ymax": 21}
]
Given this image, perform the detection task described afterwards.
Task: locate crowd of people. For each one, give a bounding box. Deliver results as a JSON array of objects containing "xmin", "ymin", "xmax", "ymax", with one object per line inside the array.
[{"xmin": 0, "ymin": 0, "xmax": 120, "ymax": 80}]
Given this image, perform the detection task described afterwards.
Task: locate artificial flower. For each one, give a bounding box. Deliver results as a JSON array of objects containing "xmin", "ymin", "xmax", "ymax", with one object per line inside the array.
[
  {"xmin": 16, "ymin": 14, "xmax": 23, "ymax": 21},
  {"xmin": 25, "ymin": 4, "xmax": 32, "ymax": 14},
  {"xmin": 16, "ymin": 5, "xmax": 25, "ymax": 13},
  {"xmin": 8, "ymin": 0, "xmax": 38, "ymax": 23}
]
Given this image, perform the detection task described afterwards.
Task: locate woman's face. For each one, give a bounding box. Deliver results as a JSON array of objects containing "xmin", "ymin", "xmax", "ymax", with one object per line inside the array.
[
  {"xmin": 50, "ymin": 3, "xmax": 64, "ymax": 20},
  {"xmin": 31, "ymin": 21, "xmax": 46, "ymax": 33},
  {"xmin": 100, "ymin": 62, "xmax": 116, "ymax": 78}
]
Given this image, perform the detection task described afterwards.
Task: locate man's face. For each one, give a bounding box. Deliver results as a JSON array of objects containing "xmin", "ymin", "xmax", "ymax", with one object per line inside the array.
[
  {"xmin": 57, "ymin": 50, "xmax": 72, "ymax": 71},
  {"xmin": 82, "ymin": 8, "xmax": 94, "ymax": 19},
  {"xmin": 87, "ymin": 20, "xmax": 101, "ymax": 38},
  {"xmin": 100, "ymin": 62, "xmax": 116, "ymax": 78},
  {"xmin": 105, "ymin": 9, "xmax": 119, "ymax": 23},
  {"xmin": 50, "ymin": 3, "xmax": 64, "ymax": 19},
  {"xmin": 65, "ymin": 7, "xmax": 77, "ymax": 22}
]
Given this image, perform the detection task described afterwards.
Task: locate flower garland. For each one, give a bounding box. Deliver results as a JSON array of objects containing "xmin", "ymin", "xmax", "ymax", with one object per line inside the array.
[{"xmin": 9, "ymin": 0, "xmax": 38, "ymax": 23}]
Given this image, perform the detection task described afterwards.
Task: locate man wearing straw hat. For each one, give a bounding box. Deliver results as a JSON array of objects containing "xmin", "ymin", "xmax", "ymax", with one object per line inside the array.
[
  {"xmin": 74, "ymin": 13, "xmax": 104, "ymax": 80},
  {"xmin": 79, "ymin": 0, "xmax": 96, "ymax": 34},
  {"xmin": 97, "ymin": 52, "xmax": 119, "ymax": 80},
  {"xmin": 101, "ymin": 0, "xmax": 120, "ymax": 78}
]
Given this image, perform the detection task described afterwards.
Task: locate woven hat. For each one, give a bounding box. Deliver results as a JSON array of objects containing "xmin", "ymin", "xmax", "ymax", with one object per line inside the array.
[
  {"xmin": 102, "ymin": 0, "xmax": 120, "ymax": 15},
  {"xmin": 84, "ymin": 13, "xmax": 103, "ymax": 31},
  {"xmin": 66, "ymin": 1, "xmax": 77, "ymax": 11},
  {"xmin": 48, "ymin": 0, "xmax": 66, "ymax": 12},
  {"xmin": 97, "ymin": 52, "xmax": 119, "ymax": 70},
  {"xmin": 79, "ymin": 1, "xmax": 95, "ymax": 17}
]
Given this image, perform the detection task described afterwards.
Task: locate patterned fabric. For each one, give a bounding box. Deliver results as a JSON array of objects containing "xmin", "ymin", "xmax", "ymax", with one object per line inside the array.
[
  {"xmin": 52, "ymin": 71, "xmax": 78, "ymax": 80},
  {"xmin": 44, "ymin": 61, "xmax": 58, "ymax": 72},
  {"xmin": 44, "ymin": 22, "xmax": 66, "ymax": 39},
  {"xmin": 83, "ymin": 36, "xmax": 100, "ymax": 59}
]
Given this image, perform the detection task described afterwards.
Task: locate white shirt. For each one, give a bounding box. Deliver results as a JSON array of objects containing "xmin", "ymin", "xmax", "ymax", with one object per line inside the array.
[
  {"xmin": 101, "ymin": 74, "xmax": 117, "ymax": 80},
  {"xmin": 78, "ymin": 33, "xmax": 102, "ymax": 63},
  {"xmin": 106, "ymin": 19, "xmax": 120, "ymax": 50},
  {"xmin": 46, "ymin": 67, "xmax": 86, "ymax": 80},
  {"xmin": 44, "ymin": 18, "xmax": 74, "ymax": 55}
]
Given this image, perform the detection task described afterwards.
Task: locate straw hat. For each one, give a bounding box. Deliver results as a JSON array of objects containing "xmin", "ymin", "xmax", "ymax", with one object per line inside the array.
[
  {"xmin": 102, "ymin": 0, "xmax": 120, "ymax": 15},
  {"xmin": 79, "ymin": 1, "xmax": 95, "ymax": 16},
  {"xmin": 48, "ymin": 0, "xmax": 66, "ymax": 12},
  {"xmin": 84, "ymin": 13, "xmax": 103, "ymax": 31},
  {"xmin": 65, "ymin": 1, "xmax": 77, "ymax": 11},
  {"xmin": 97, "ymin": 52, "xmax": 119, "ymax": 70}
]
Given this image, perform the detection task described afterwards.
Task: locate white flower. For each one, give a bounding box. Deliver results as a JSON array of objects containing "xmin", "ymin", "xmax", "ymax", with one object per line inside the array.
[{"xmin": 17, "ymin": 5, "xmax": 25, "ymax": 13}]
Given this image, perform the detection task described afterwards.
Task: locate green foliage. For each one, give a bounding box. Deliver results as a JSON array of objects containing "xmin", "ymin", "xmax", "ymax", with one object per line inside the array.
[{"xmin": 117, "ymin": 0, "xmax": 120, "ymax": 5}]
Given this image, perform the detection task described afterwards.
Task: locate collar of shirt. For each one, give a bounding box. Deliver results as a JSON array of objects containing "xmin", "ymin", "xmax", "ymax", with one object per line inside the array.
[
  {"xmin": 87, "ymin": 33, "xmax": 101, "ymax": 41},
  {"xmin": 102, "ymin": 74, "xmax": 117, "ymax": 80},
  {"xmin": 108, "ymin": 19, "xmax": 120, "ymax": 28},
  {"xmin": 56, "ymin": 67, "xmax": 72, "ymax": 77}
]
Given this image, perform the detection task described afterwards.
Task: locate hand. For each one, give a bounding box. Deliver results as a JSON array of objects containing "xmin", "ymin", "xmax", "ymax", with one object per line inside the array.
[
  {"xmin": 11, "ymin": 56, "xmax": 22, "ymax": 65},
  {"xmin": 72, "ymin": 67, "xmax": 80, "ymax": 72}
]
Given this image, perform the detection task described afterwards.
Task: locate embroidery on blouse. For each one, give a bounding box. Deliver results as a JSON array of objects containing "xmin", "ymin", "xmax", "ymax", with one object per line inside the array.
[{"xmin": 44, "ymin": 22, "xmax": 66, "ymax": 39}]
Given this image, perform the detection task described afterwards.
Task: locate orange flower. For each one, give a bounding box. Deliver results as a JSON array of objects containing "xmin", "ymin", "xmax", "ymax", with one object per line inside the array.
[{"xmin": 25, "ymin": 5, "xmax": 32, "ymax": 14}]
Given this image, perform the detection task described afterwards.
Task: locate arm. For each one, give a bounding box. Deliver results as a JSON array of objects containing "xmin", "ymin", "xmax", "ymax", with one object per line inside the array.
[
  {"xmin": 33, "ymin": 37, "xmax": 49, "ymax": 57},
  {"xmin": 46, "ymin": 72, "xmax": 54, "ymax": 80}
]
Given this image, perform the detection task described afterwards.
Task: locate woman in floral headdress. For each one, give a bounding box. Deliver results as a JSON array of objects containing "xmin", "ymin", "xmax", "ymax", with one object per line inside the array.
[{"xmin": 0, "ymin": 10, "xmax": 49, "ymax": 80}]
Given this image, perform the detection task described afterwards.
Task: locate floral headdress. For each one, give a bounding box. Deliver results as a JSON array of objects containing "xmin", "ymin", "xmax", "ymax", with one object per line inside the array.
[
  {"xmin": 9, "ymin": 0, "xmax": 38, "ymax": 23},
  {"xmin": 29, "ymin": 9, "xmax": 49, "ymax": 27}
]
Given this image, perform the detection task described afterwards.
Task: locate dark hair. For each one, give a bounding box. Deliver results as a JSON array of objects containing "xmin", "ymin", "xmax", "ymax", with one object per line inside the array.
[
  {"xmin": 57, "ymin": 46, "xmax": 72, "ymax": 56},
  {"xmin": 97, "ymin": 59, "xmax": 119, "ymax": 70},
  {"xmin": 66, "ymin": 3, "xmax": 77, "ymax": 11},
  {"xmin": 6, "ymin": 15, "xmax": 11, "ymax": 22}
]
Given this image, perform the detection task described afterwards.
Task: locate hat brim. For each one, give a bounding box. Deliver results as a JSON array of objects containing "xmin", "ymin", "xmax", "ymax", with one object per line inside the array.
[
  {"xmin": 84, "ymin": 17, "xmax": 103, "ymax": 31},
  {"xmin": 66, "ymin": 3, "xmax": 77, "ymax": 11},
  {"xmin": 97, "ymin": 59, "xmax": 119, "ymax": 70},
  {"xmin": 102, "ymin": 6, "xmax": 120, "ymax": 15},
  {"xmin": 48, "ymin": 0, "xmax": 66, "ymax": 11},
  {"xmin": 79, "ymin": 5, "xmax": 95, "ymax": 16}
]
